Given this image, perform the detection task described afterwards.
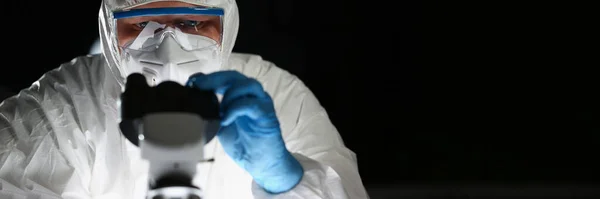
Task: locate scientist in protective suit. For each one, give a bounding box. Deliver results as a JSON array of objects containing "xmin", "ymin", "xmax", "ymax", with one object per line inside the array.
[{"xmin": 0, "ymin": 0, "xmax": 368, "ymax": 198}]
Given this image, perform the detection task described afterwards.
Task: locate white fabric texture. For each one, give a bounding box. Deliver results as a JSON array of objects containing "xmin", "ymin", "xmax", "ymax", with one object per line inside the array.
[
  {"xmin": 0, "ymin": 54, "xmax": 369, "ymax": 199},
  {"xmin": 0, "ymin": 0, "xmax": 369, "ymax": 198}
]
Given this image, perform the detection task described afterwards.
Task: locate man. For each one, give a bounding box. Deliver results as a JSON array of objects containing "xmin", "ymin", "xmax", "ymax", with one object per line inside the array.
[{"xmin": 0, "ymin": 0, "xmax": 368, "ymax": 198}]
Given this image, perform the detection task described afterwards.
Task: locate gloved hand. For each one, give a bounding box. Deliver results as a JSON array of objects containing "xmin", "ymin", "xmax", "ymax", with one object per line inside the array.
[{"xmin": 187, "ymin": 71, "xmax": 303, "ymax": 194}]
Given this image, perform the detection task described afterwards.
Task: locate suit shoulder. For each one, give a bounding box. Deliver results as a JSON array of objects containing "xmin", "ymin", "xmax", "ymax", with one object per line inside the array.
[
  {"xmin": 229, "ymin": 52, "xmax": 301, "ymax": 84},
  {"xmin": 55, "ymin": 54, "xmax": 105, "ymax": 74}
]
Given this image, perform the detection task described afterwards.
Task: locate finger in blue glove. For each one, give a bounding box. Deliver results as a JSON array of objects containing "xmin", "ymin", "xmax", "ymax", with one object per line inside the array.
[{"xmin": 187, "ymin": 71, "xmax": 304, "ymax": 194}]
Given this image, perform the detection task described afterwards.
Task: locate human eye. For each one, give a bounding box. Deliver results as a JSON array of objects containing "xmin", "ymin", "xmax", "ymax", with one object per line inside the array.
[
  {"xmin": 135, "ymin": 21, "xmax": 149, "ymax": 29},
  {"xmin": 178, "ymin": 20, "xmax": 205, "ymax": 29}
]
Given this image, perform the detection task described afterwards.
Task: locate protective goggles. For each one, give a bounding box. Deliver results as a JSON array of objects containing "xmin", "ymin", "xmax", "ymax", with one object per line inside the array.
[{"xmin": 113, "ymin": 7, "xmax": 224, "ymax": 51}]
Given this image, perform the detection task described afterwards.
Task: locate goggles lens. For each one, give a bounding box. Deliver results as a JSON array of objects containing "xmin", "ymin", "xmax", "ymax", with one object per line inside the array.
[{"xmin": 114, "ymin": 7, "xmax": 224, "ymax": 51}]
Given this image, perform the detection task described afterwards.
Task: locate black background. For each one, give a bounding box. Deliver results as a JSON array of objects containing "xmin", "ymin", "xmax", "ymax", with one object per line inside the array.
[{"xmin": 1, "ymin": 1, "xmax": 598, "ymax": 197}]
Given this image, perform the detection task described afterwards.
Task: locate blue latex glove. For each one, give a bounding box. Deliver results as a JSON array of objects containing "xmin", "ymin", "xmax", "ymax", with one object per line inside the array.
[{"xmin": 187, "ymin": 71, "xmax": 303, "ymax": 194}]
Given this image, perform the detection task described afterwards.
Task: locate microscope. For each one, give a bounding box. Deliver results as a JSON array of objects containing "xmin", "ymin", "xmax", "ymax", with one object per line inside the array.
[{"xmin": 118, "ymin": 73, "xmax": 221, "ymax": 199}]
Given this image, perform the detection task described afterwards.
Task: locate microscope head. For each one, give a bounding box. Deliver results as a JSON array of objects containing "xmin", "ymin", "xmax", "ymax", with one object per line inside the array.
[{"xmin": 118, "ymin": 73, "xmax": 220, "ymax": 199}]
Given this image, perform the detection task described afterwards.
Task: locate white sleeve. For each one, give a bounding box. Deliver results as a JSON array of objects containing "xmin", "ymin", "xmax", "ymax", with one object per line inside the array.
[
  {"xmin": 0, "ymin": 87, "xmax": 80, "ymax": 198},
  {"xmin": 251, "ymin": 84, "xmax": 369, "ymax": 199},
  {"xmin": 0, "ymin": 60, "xmax": 101, "ymax": 199}
]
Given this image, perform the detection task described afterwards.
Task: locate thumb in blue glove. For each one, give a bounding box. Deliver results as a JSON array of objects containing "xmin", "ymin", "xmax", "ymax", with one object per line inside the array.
[{"xmin": 187, "ymin": 71, "xmax": 303, "ymax": 194}]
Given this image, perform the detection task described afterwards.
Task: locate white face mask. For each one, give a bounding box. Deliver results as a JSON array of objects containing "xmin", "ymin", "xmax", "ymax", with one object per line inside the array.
[{"xmin": 119, "ymin": 25, "xmax": 222, "ymax": 86}]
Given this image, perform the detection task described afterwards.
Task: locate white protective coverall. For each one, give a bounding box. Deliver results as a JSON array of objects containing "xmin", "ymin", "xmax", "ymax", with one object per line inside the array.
[{"xmin": 0, "ymin": 0, "xmax": 368, "ymax": 198}]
